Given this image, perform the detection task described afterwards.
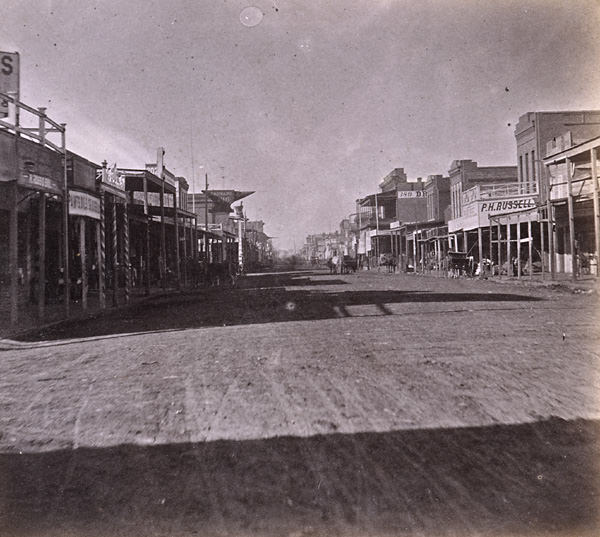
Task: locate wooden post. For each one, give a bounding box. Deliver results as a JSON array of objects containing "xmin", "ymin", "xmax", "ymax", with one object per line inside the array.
[
  {"xmin": 80, "ymin": 217, "xmax": 88, "ymax": 309},
  {"xmin": 97, "ymin": 190, "xmax": 106, "ymax": 309},
  {"xmin": 592, "ymin": 147, "xmax": 600, "ymax": 277},
  {"xmin": 566, "ymin": 157, "xmax": 577, "ymax": 281},
  {"xmin": 487, "ymin": 224, "xmax": 492, "ymax": 276},
  {"xmin": 412, "ymin": 232, "xmax": 416, "ymax": 271},
  {"xmin": 123, "ymin": 201, "xmax": 130, "ymax": 304},
  {"xmin": 506, "ymin": 222, "xmax": 512, "ymax": 277},
  {"xmin": 517, "ymin": 215, "xmax": 522, "ymax": 279},
  {"xmin": 25, "ymin": 204, "xmax": 32, "ymax": 307},
  {"xmin": 9, "ymin": 106, "xmax": 20, "ymax": 325},
  {"xmin": 540, "ymin": 218, "xmax": 546, "ymax": 280},
  {"xmin": 182, "ymin": 217, "xmax": 188, "ymax": 286},
  {"xmin": 38, "ymin": 193, "xmax": 46, "ymax": 319},
  {"xmin": 174, "ymin": 191, "xmax": 181, "ymax": 290},
  {"xmin": 61, "ymin": 125, "xmax": 70, "ymax": 317},
  {"xmin": 547, "ymin": 181, "xmax": 555, "ymax": 280},
  {"xmin": 112, "ymin": 196, "xmax": 118, "ymax": 306},
  {"xmin": 477, "ymin": 226, "xmax": 483, "ymax": 279},
  {"xmin": 143, "ymin": 174, "xmax": 150, "ymax": 296},
  {"xmin": 160, "ymin": 180, "xmax": 167, "ymax": 289},
  {"xmin": 497, "ymin": 222, "xmax": 501, "ymax": 277},
  {"xmin": 528, "ymin": 219, "xmax": 533, "ymax": 280}
]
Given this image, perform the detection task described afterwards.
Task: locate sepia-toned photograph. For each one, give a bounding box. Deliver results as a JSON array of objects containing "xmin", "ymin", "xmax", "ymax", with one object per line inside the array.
[{"xmin": 1, "ymin": 1, "xmax": 599, "ymax": 536}]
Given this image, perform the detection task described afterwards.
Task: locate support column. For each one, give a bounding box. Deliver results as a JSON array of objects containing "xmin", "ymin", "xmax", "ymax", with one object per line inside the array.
[
  {"xmin": 517, "ymin": 215, "xmax": 522, "ymax": 279},
  {"xmin": 592, "ymin": 147, "xmax": 600, "ymax": 277},
  {"xmin": 547, "ymin": 196, "xmax": 555, "ymax": 280},
  {"xmin": 506, "ymin": 222, "xmax": 512, "ymax": 277},
  {"xmin": 123, "ymin": 201, "xmax": 130, "ymax": 304},
  {"xmin": 540, "ymin": 218, "xmax": 546, "ymax": 280},
  {"xmin": 182, "ymin": 218, "xmax": 188, "ymax": 286},
  {"xmin": 566, "ymin": 157, "xmax": 577, "ymax": 280},
  {"xmin": 488, "ymin": 224, "xmax": 493, "ymax": 275},
  {"xmin": 160, "ymin": 181, "xmax": 166, "ymax": 290},
  {"xmin": 9, "ymin": 127, "xmax": 20, "ymax": 325},
  {"xmin": 528, "ymin": 219, "xmax": 533, "ymax": 280},
  {"xmin": 477, "ymin": 226, "xmax": 483, "ymax": 279},
  {"xmin": 38, "ymin": 193, "xmax": 46, "ymax": 319},
  {"xmin": 61, "ymin": 129, "xmax": 70, "ymax": 318},
  {"xmin": 143, "ymin": 175, "xmax": 150, "ymax": 296},
  {"xmin": 25, "ymin": 204, "xmax": 32, "ymax": 305},
  {"xmin": 497, "ymin": 222, "xmax": 501, "ymax": 276},
  {"xmin": 97, "ymin": 191, "xmax": 106, "ymax": 309},
  {"xmin": 112, "ymin": 197, "xmax": 118, "ymax": 306},
  {"xmin": 80, "ymin": 217, "xmax": 88, "ymax": 310},
  {"xmin": 145, "ymin": 214, "xmax": 151, "ymax": 295},
  {"xmin": 174, "ymin": 202, "xmax": 181, "ymax": 290}
]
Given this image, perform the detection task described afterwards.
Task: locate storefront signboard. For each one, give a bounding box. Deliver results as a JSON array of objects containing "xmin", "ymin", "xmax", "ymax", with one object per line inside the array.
[
  {"xmin": 69, "ymin": 190, "xmax": 101, "ymax": 220},
  {"xmin": 19, "ymin": 171, "xmax": 63, "ymax": 195},
  {"xmin": 479, "ymin": 197, "xmax": 537, "ymax": 214}
]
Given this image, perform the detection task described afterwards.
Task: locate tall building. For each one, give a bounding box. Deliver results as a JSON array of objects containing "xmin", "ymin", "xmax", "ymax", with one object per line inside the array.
[{"xmin": 515, "ymin": 111, "xmax": 600, "ymax": 198}]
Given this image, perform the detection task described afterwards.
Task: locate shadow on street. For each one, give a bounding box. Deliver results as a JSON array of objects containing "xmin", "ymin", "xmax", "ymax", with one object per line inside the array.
[
  {"xmin": 1, "ymin": 417, "xmax": 597, "ymax": 536},
  {"xmin": 14, "ymin": 272, "xmax": 544, "ymax": 343}
]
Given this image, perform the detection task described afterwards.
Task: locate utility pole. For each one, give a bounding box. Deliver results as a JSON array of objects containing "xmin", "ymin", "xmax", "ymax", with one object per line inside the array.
[
  {"xmin": 375, "ymin": 192, "xmax": 380, "ymax": 263},
  {"xmin": 204, "ymin": 172, "xmax": 209, "ymax": 280}
]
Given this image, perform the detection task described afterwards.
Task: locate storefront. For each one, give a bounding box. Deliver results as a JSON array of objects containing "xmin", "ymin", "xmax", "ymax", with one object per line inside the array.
[
  {"xmin": 543, "ymin": 136, "xmax": 600, "ymax": 280},
  {"xmin": 448, "ymin": 183, "xmax": 541, "ymax": 278},
  {"xmin": 0, "ymin": 102, "xmax": 69, "ymax": 324},
  {"xmin": 67, "ymin": 154, "xmax": 102, "ymax": 310}
]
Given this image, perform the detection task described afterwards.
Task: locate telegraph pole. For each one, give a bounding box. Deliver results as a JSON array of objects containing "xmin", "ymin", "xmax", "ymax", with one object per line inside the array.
[{"xmin": 204, "ymin": 172, "xmax": 209, "ymax": 280}]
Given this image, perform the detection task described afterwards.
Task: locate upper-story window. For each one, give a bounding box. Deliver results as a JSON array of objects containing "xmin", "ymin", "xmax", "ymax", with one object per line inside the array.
[{"xmin": 519, "ymin": 155, "xmax": 523, "ymax": 183}]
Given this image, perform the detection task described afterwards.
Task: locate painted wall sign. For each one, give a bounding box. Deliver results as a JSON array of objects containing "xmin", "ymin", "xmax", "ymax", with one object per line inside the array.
[
  {"xmin": 398, "ymin": 190, "xmax": 424, "ymax": 198},
  {"xmin": 69, "ymin": 190, "xmax": 101, "ymax": 220},
  {"xmin": 479, "ymin": 198, "xmax": 537, "ymax": 213},
  {"xmin": 19, "ymin": 172, "xmax": 63, "ymax": 195}
]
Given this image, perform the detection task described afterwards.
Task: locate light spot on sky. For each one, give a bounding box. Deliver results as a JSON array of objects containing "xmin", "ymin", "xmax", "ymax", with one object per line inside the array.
[{"xmin": 240, "ymin": 7, "xmax": 264, "ymax": 28}]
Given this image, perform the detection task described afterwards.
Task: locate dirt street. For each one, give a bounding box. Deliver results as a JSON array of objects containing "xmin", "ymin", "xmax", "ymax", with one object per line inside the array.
[{"xmin": 0, "ymin": 270, "xmax": 599, "ymax": 537}]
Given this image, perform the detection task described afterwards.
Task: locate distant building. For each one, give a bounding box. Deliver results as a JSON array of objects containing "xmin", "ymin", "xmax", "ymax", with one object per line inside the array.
[
  {"xmin": 187, "ymin": 189, "xmax": 254, "ymax": 263},
  {"xmin": 357, "ymin": 170, "xmax": 427, "ymax": 264},
  {"xmin": 424, "ymin": 174, "xmax": 451, "ymax": 223},
  {"xmin": 379, "ymin": 168, "xmax": 408, "ymax": 192}
]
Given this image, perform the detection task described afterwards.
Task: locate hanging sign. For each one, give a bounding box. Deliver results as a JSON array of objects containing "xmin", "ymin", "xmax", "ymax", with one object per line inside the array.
[
  {"xmin": 69, "ymin": 190, "xmax": 101, "ymax": 220},
  {"xmin": 19, "ymin": 172, "xmax": 62, "ymax": 195},
  {"xmin": 0, "ymin": 51, "xmax": 19, "ymax": 117}
]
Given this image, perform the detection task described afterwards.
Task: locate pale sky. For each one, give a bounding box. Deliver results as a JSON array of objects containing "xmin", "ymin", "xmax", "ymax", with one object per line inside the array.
[{"xmin": 3, "ymin": 0, "xmax": 600, "ymax": 249}]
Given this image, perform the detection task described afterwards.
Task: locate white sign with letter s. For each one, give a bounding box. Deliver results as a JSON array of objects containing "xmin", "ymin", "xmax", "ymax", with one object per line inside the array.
[{"xmin": 0, "ymin": 51, "xmax": 19, "ymax": 118}]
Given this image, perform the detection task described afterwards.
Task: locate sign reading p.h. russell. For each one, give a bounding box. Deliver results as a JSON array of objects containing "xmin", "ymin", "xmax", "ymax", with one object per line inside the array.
[{"xmin": 480, "ymin": 198, "xmax": 537, "ymax": 213}]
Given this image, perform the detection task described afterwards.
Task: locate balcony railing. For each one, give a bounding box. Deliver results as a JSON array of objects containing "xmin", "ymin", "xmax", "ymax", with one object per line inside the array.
[{"xmin": 462, "ymin": 182, "xmax": 538, "ymax": 205}]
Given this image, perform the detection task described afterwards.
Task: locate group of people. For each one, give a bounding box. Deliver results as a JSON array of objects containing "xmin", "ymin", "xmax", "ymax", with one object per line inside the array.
[{"xmin": 327, "ymin": 253, "xmax": 342, "ymax": 274}]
